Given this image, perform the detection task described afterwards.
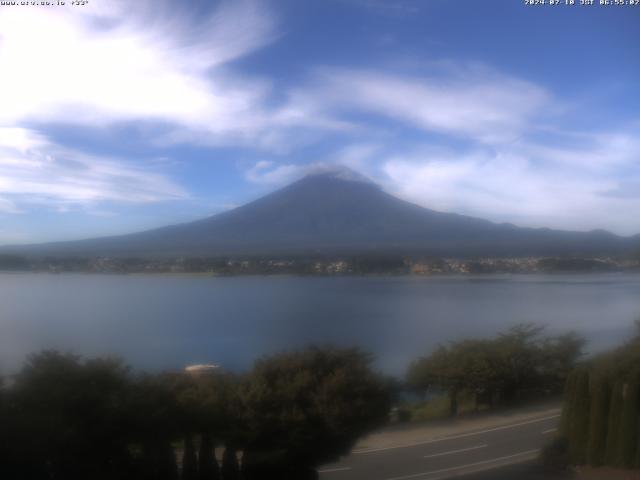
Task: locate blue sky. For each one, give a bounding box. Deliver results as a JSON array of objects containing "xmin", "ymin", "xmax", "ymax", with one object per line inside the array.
[{"xmin": 0, "ymin": 0, "xmax": 638, "ymax": 244}]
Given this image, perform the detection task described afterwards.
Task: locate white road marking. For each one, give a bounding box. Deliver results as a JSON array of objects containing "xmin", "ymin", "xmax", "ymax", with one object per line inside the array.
[
  {"xmin": 386, "ymin": 449, "xmax": 540, "ymax": 480},
  {"xmin": 542, "ymin": 428, "xmax": 557, "ymax": 435},
  {"xmin": 354, "ymin": 414, "xmax": 560, "ymax": 454},
  {"xmin": 318, "ymin": 466, "xmax": 352, "ymax": 473},
  {"xmin": 423, "ymin": 444, "xmax": 488, "ymax": 459}
]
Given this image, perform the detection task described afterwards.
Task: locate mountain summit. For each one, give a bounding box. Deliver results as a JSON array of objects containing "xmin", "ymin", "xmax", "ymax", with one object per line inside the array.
[
  {"xmin": 4, "ymin": 170, "xmax": 638, "ymax": 258},
  {"xmin": 298, "ymin": 165, "xmax": 375, "ymax": 184}
]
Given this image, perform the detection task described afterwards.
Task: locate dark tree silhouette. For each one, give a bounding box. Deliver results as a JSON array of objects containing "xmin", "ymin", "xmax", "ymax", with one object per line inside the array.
[
  {"xmin": 220, "ymin": 446, "xmax": 241, "ymax": 480},
  {"xmin": 198, "ymin": 434, "xmax": 220, "ymax": 480},
  {"xmin": 182, "ymin": 434, "xmax": 198, "ymax": 480},
  {"xmin": 618, "ymin": 372, "xmax": 640, "ymax": 468},
  {"xmin": 567, "ymin": 369, "xmax": 590, "ymax": 465},
  {"xmin": 239, "ymin": 346, "xmax": 391, "ymax": 475},
  {"xmin": 586, "ymin": 374, "xmax": 610, "ymax": 466},
  {"xmin": 605, "ymin": 380, "xmax": 624, "ymax": 466}
]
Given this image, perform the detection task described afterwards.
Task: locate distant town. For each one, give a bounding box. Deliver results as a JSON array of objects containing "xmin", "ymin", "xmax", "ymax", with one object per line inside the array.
[{"xmin": 1, "ymin": 254, "xmax": 639, "ymax": 275}]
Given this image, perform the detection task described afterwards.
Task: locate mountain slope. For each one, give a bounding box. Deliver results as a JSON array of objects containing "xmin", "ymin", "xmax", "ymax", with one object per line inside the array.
[{"xmin": 3, "ymin": 171, "xmax": 638, "ymax": 258}]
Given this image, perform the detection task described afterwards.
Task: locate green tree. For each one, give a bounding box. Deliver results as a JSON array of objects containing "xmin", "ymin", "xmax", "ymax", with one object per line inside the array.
[
  {"xmin": 494, "ymin": 324, "xmax": 545, "ymax": 403},
  {"xmin": 586, "ymin": 374, "xmax": 610, "ymax": 466},
  {"xmin": 560, "ymin": 370, "xmax": 578, "ymax": 437},
  {"xmin": 605, "ymin": 380, "xmax": 624, "ymax": 466},
  {"xmin": 539, "ymin": 332, "xmax": 585, "ymax": 393},
  {"xmin": 239, "ymin": 346, "xmax": 391, "ymax": 476},
  {"xmin": 408, "ymin": 324, "xmax": 582, "ymax": 415},
  {"xmin": 561, "ymin": 322, "xmax": 640, "ymax": 469},
  {"xmin": 11, "ymin": 351, "xmax": 134, "ymax": 480},
  {"xmin": 617, "ymin": 372, "xmax": 640, "ymax": 468},
  {"xmin": 407, "ymin": 345, "xmax": 464, "ymax": 416},
  {"xmin": 453, "ymin": 339, "xmax": 509, "ymax": 410},
  {"xmin": 567, "ymin": 369, "xmax": 590, "ymax": 465}
]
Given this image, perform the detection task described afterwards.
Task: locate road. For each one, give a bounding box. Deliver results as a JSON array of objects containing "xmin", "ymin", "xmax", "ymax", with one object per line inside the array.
[{"xmin": 319, "ymin": 412, "xmax": 560, "ymax": 480}]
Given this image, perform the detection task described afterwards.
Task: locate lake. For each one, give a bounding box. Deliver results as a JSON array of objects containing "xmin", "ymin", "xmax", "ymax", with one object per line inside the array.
[{"xmin": 1, "ymin": 272, "xmax": 639, "ymax": 376}]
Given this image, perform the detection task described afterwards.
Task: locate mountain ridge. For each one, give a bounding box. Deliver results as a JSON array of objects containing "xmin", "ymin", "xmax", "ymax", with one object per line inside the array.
[{"xmin": 2, "ymin": 170, "xmax": 639, "ymax": 258}]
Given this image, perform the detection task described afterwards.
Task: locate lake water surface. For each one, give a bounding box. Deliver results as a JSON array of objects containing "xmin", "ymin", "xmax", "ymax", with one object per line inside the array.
[{"xmin": 1, "ymin": 273, "xmax": 639, "ymax": 375}]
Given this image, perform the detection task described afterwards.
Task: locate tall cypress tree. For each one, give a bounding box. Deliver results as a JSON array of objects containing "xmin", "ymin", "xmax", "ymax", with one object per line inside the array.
[
  {"xmin": 605, "ymin": 380, "xmax": 624, "ymax": 466},
  {"xmin": 182, "ymin": 434, "xmax": 198, "ymax": 480},
  {"xmin": 617, "ymin": 373, "xmax": 640, "ymax": 468},
  {"xmin": 221, "ymin": 446, "xmax": 241, "ymax": 480},
  {"xmin": 568, "ymin": 369, "xmax": 590, "ymax": 465},
  {"xmin": 198, "ymin": 434, "xmax": 220, "ymax": 480},
  {"xmin": 586, "ymin": 374, "xmax": 610, "ymax": 466},
  {"xmin": 560, "ymin": 370, "xmax": 578, "ymax": 438}
]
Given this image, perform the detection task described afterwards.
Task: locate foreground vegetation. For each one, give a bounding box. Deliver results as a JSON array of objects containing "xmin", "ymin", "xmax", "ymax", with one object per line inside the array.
[
  {"xmin": 0, "ymin": 347, "xmax": 391, "ymax": 480},
  {"xmin": 0, "ymin": 324, "xmax": 612, "ymax": 479},
  {"xmin": 558, "ymin": 322, "xmax": 640, "ymax": 470},
  {"xmin": 407, "ymin": 324, "xmax": 584, "ymax": 417}
]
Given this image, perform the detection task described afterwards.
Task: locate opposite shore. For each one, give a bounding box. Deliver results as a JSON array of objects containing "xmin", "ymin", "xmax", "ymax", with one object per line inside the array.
[{"xmin": 1, "ymin": 253, "xmax": 640, "ymax": 276}]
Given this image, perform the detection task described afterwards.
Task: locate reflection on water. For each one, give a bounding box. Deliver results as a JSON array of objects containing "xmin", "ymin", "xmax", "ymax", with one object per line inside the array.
[{"xmin": 1, "ymin": 273, "xmax": 639, "ymax": 375}]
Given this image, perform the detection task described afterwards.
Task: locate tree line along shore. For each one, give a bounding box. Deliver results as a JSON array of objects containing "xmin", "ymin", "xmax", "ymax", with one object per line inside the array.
[{"xmin": 1, "ymin": 253, "xmax": 639, "ymax": 275}]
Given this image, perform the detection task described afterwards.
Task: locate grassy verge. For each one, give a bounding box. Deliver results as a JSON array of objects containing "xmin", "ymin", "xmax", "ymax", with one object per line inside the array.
[{"xmin": 399, "ymin": 392, "xmax": 490, "ymax": 422}]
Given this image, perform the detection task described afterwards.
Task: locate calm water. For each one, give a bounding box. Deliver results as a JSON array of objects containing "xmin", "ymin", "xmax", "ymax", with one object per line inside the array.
[{"xmin": 1, "ymin": 273, "xmax": 639, "ymax": 376}]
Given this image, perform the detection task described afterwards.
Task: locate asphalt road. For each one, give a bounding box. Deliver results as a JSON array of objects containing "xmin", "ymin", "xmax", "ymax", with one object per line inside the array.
[{"xmin": 319, "ymin": 413, "xmax": 560, "ymax": 480}]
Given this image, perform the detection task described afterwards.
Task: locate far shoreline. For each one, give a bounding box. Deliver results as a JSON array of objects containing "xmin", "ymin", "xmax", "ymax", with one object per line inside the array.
[{"xmin": 2, "ymin": 269, "xmax": 640, "ymax": 278}]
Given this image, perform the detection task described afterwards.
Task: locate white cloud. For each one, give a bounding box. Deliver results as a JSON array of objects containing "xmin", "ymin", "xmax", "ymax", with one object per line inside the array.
[
  {"xmin": 0, "ymin": 128, "xmax": 186, "ymax": 212},
  {"xmin": 308, "ymin": 66, "xmax": 549, "ymax": 144},
  {"xmin": 0, "ymin": 0, "xmax": 365, "ymax": 153},
  {"xmin": 334, "ymin": 143, "xmax": 381, "ymax": 172},
  {"xmin": 0, "ymin": 198, "xmax": 20, "ymax": 215},
  {"xmin": 244, "ymin": 157, "xmax": 378, "ymax": 186},
  {"xmin": 380, "ymin": 129, "xmax": 640, "ymax": 235},
  {"xmin": 0, "ymin": 2, "xmax": 552, "ymax": 150},
  {"xmin": 342, "ymin": 0, "xmax": 422, "ymax": 16},
  {"xmin": 245, "ymin": 161, "xmax": 306, "ymax": 185},
  {"xmin": 0, "ymin": 0, "xmax": 280, "ymax": 141}
]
